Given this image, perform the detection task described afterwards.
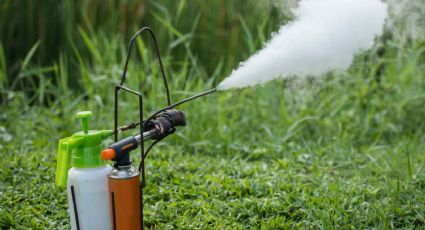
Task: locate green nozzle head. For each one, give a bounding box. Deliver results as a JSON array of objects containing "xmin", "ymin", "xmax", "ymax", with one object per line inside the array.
[
  {"xmin": 77, "ymin": 111, "xmax": 92, "ymax": 133},
  {"xmin": 55, "ymin": 111, "xmax": 113, "ymax": 188}
]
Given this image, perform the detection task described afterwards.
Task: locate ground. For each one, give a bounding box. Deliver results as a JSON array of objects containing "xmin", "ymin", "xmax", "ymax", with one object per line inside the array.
[{"xmin": 1, "ymin": 55, "xmax": 425, "ymax": 228}]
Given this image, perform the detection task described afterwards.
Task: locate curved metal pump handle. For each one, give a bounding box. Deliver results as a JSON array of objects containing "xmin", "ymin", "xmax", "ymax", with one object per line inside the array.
[{"xmin": 119, "ymin": 27, "xmax": 171, "ymax": 105}]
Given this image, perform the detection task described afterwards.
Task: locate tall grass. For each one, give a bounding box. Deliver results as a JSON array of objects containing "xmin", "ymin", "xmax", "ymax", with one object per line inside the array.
[{"xmin": 0, "ymin": 0, "xmax": 285, "ymax": 106}]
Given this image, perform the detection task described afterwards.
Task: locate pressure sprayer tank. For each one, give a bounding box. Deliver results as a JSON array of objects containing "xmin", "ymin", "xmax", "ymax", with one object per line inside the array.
[{"xmin": 55, "ymin": 111, "xmax": 113, "ymax": 230}]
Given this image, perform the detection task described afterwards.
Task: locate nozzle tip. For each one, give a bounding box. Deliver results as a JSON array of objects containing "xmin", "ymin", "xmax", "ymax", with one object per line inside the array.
[{"xmin": 101, "ymin": 148, "xmax": 116, "ymax": 160}]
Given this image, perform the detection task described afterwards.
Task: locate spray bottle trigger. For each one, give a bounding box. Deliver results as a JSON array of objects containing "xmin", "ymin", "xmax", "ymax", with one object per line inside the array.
[{"xmin": 55, "ymin": 136, "xmax": 82, "ymax": 188}]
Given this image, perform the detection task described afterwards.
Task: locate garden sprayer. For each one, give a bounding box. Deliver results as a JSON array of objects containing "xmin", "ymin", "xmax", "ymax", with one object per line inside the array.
[
  {"xmin": 55, "ymin": 111, "xmax": 114, "ymax": 229},
  {"xmin": 56, "ymin": 27, "xmax": 216, "ymax": 230}
]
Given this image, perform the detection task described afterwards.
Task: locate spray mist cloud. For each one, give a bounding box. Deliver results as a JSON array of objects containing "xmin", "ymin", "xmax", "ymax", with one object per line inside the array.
[{"xmin": 217, "ymin": 0, "xmax": 388, "ymax": 90}]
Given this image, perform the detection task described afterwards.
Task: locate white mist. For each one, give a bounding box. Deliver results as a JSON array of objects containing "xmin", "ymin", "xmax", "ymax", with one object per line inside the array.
[{"xmin": 217, "ymin": 0, "xmax": 388, "ymax": 90}]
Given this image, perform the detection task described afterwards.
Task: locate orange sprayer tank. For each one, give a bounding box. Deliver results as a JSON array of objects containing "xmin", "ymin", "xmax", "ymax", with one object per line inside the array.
[{"xmin": 108, "ymin": 165, "xmax": 141, "ymax": 230}]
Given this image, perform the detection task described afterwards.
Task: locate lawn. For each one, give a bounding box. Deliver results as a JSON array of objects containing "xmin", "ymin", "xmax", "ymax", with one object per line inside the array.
[{"xmin": 1, "ymin": 1, "xmax": 425, "ymax": 229}]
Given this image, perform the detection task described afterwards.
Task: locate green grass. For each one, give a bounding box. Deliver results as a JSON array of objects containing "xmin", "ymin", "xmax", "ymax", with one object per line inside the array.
[{"xmin": 1, "ymin": 1, "xmax": 425, "ymax": 229}]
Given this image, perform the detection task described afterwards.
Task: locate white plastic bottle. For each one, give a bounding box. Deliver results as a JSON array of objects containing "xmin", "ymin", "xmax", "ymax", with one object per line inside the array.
[
  {"xmin": 67, "ymin": 166, "xmax": 112, "ymax": 230},
  {"xmin": 55, "ymin": 111, "xmax": 114, "ymax": 230}
]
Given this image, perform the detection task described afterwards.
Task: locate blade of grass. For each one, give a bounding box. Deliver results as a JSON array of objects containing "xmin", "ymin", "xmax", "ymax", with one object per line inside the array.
[{"xmin": 0, "ymin": 42, "xmax": 7, "ymax": 91}]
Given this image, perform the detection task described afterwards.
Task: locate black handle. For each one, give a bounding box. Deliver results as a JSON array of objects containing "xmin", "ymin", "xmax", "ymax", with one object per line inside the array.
[{"xmin": 145, "ymin": 110, "xmax": 186, "ymax": 140}]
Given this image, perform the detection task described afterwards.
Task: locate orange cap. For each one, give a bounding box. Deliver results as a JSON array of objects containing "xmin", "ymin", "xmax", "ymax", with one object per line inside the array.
[{"xmin": 101, "ymin": 148, "xmax": 116, "ymax": 160}]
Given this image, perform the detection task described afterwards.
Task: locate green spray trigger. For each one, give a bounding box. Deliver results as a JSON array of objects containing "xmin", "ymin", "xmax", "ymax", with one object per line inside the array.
[{"xmin": 55, "ymin": 111, "xmax": 113, "ymax": 188}]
